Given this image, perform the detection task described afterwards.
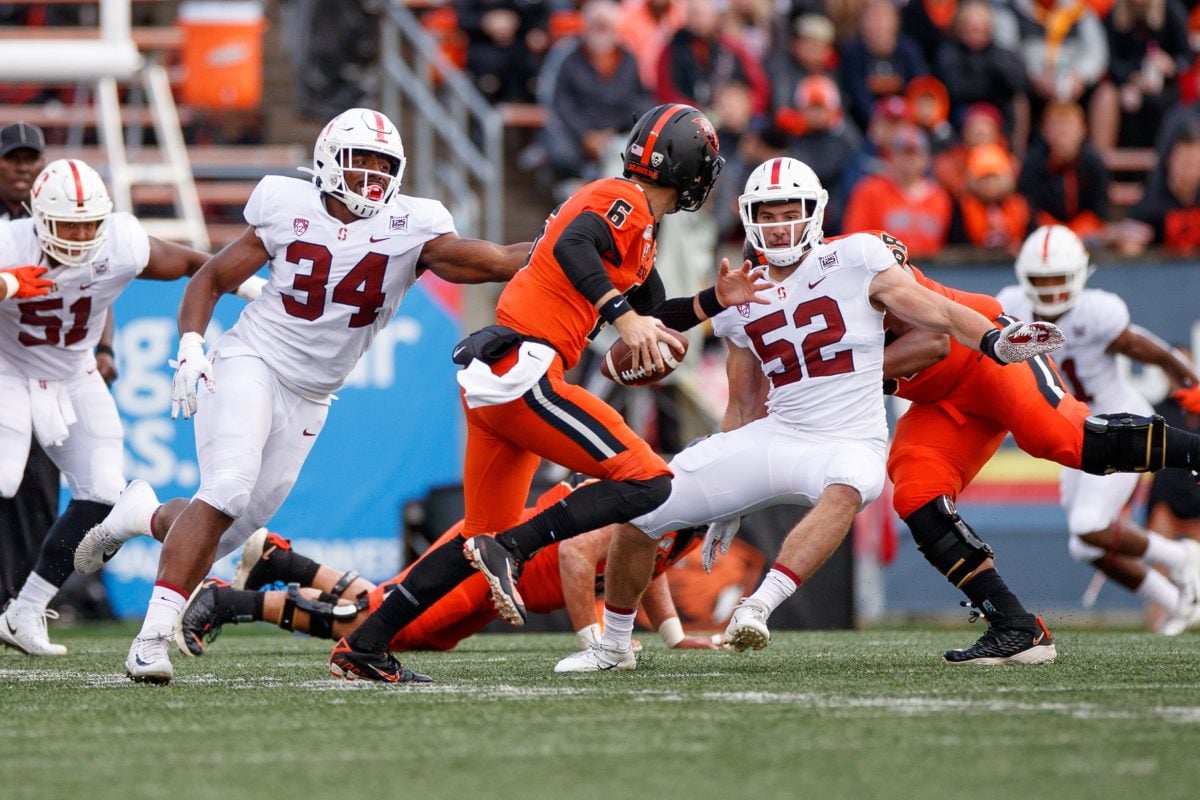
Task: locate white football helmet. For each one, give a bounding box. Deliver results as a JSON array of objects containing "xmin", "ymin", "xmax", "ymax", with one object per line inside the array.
[
  {"xmin": 310, "ymin": 108, "xmax": 406, "ymax": 218},
  {"xmin": 29, "ymin": 158, "xmax": 113, "ymax": 267},
  {"xmin": 1014, "ymin": 224, "xmax": 1092, "ymax": 316},
  {"xmin": 739, "ymin": 157, "xmax": 828, "ymax": 267}
]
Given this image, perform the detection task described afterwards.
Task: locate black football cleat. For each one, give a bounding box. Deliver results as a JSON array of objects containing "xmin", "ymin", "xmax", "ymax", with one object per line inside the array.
[
  {"xmin": 174, "ymin": 577, "xmax": 229, "ymax": 657},
  {"xmin": 943, "ymin": 614, "xmax": 1056, "ymax": 665},
  {"xmin": 329, "ymin": 638, "xmax": 433, "ymax": 684},
  {"xmin": 463, "ymin": 535, "xmax": 527, "ymax": 626},
  {"xmin": 232, "ymin": 529, "xmax": 293, "ymax": 590}
]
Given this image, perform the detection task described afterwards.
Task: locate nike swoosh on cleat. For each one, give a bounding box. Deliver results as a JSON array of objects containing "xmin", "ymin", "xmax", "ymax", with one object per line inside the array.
[
  {"xmin": 370, "ymin": 665, "xmax": 399, "ymax": 682},
  {"xmin": 1032, "ymin": 633, "xmax": 1044, "ymax": 646},
  {"xmin": 5, "ymin": 620, "xmax": 16, "ymax": 636},
  {"xmin": 453, "ymin": 345, "xmax": 465, "ymax": 358},
  {"xmin": 134, "ymin": 654, "xmax": 153, "ymax": 667}
]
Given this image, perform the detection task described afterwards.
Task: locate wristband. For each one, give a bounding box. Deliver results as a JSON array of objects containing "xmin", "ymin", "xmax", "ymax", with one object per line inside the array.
[
  {"xmin": 598, "ymin": 294, "xmax": 631, "ymax": 325},
  {"xmin": 94, "ymin": 344, "xmax": 115, "ymax": 358},
  {"xmin": 0, "ymin": 271, "xmax": 18, "ymax": 300},
  {"xmin": 179, "ymin": 331, "xmax": 206, "ymax": 350},
  {"xmin": 658, "ymin": 616, "xmax": 685, "ymax": 648},
  {"xmin": 697, "ymin": 286, "xmax": 724, "ymax": 318},
  {"xmin": 882, "ymin": 378, "xmax": 898, "ymax": 396},
  {"xmin": 979, "ymin": 328, "xmax": 1003, "ymax": 364}
]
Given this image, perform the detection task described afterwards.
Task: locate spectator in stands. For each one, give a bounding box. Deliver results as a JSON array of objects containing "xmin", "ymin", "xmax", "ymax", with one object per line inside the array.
[
  {"xmin": 783, "ymin": 76, "xmax": 863, "ymax": 234},
  {"xmin": 948, "ymin": 142, "xmax": 1032, "ymax": 253},
  {"xmin": 842, "ymin": 123, "xmax": 953, "ymax": 257},
  {"xmin": 934, "ymin": 0, "xmax": 1029, "ymax": 147},
  {"xmin": 712, "ymin": 123, "xmax": 790, "ymax": 242},
  {"xmin": 1119, "ymin": 131, "xmax": 1200, "ymax": 255},
  {"xmin": 282, "ymin": 0, "xmax": 380, "ymax": 119},
  {"xmin": 616, "ymin": 0, "xmax": 685, "ymax": 90},
  {"xmin": 840, "ymin": 95, "xmax": 910, "ymax": 203},
  {"xmin": 905, "ymin": 76, "xmax": 956, "ymax": 153},
  {"xmin": 1018, "ymin": 100, "xmax": 1111, "ymax": 243},
  {"xmin": 768, "ymin": 13, "xmax": 838, "ymax": 112},
  {"xmin": 837, "ymin": 0, "xmax": 928, "ymax": 131},
  {"xmin": 902, "ymin": 0, "xmax": 959, "ymax": 65},
  {"xmin": 993, "ymin": 0, "xmax": 1108, "ymax": 113},
  {"xmin": 723, "ymin": 0, "xmax": 776, "ymax": 63},
  {"xmin": 538, "ymin": 0, "xmax": 651, "ymax": 199},
  {"xmin": 1088, "ymin": 0, "xmax": 1192, "ymax": 152},
  {"xmin": 655, "ymin": 0, "xmax": 771, "ymax": 115},
  {"xmin": 455, "ymin": 0, "xmax": 552, "ymax": 103},
  {"xmin": 934, "ymin": 102, "xmax": 1018, "ymax": 198}
]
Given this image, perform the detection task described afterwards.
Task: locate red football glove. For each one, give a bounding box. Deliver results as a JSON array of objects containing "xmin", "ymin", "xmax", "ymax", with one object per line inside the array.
[
  {"xmin": 0, "ymin": 266, "xmax": 53, "ymax": 300},
  {"xmin": 1173, "ymin": 386, "xmax": 1200, "ymax": 416}
]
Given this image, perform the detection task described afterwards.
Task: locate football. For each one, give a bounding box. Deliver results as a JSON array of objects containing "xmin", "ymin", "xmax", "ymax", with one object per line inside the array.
[{"xmin": 599, "ymin": 328, "xmax": 689, "ymax": 386}]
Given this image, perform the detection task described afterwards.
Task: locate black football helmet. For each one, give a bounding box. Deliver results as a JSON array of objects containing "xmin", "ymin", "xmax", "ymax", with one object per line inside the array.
[{"xmin": 622, "ymin": 104, "xmax": 724, "ymax": 212}]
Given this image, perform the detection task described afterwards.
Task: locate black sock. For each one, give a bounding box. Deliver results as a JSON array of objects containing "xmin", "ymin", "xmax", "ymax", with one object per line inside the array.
[
  {"xmin": 496, "ymin": 475, "xmax": 670, "ymax": 560},
  {"xmin": 961, "ymin": 568, "xmax": 1032, "ymax": 623},
  {"xmin": 348, "ymin": 534, "xmax": 475, "ymax": 652},
  {"xmin": 1165, "ymin": 426, "xmax": 1200, "ymax": 471},
  {"xmin": 32, "ymin": 499, "xmax": 112, "ymax": 587},
  {"xmin": 210, "ymin": 587, "xmax": 265, "ymax": 624},
  {"xmin": 252, "ymin": 548, "xmax": 321, "ymax": 588}
]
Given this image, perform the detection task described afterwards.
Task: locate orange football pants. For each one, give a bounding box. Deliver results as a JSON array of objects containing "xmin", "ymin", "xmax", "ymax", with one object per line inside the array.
[
  {"xmin": 888, "ymin": 355, "xmax": 1091, "ymax": 519},
  {"xmin": 460, "ymin": 356, "xmax": 670, "ymax": 537}
]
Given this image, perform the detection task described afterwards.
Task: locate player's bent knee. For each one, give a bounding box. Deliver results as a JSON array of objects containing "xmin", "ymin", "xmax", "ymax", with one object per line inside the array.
[
  {"xmin": 904, "ymin": 496, "xmax": 994, "ymax": 588},
  {"xmin": 621, "ymin": 474, "xmax": 673, "ymax": 518},
  {"xmin": 195, "ymin": 478, "xmax": 254, "ymax": 520},
  {"xmin": 1067, "ymin": 534, "xmax": 1106, "ymax": 564},
  {"xmin": 1080, "ymin": 413, "xmax": 1166, "ymax": 475}
]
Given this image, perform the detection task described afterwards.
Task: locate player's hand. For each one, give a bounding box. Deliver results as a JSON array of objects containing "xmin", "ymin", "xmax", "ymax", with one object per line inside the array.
[
  {"xmin": 613, "ymin": 312, "xmax": 683, "ymax": 375},
  {"xmin": 170, "ymin": 331, "xmax": 215, "ymax": 420},
  {"xmin": 95, "ymin": 351, "xmax": 119, "ymax": 386},
  {"xmin": 714, "ymin": 258, "xmax": 773, "ymax": 308},
  {"xmin": 1173, "ymin": 386, "xmax": 1200, "ymax": 416},
  {"xmin": 702, "ymin": 517, "xmax": 741, "ymax": 573},
  {"xmin": 0, "ymin": 265, "xmax": 53, "ymax": 300},
  {"xmin": 981, "ymin": 320, "xmax": 1063, "ymax": 364},
  {"xmin": 673, "ymin": 635, "xmax": 721, "ymax": 650}
]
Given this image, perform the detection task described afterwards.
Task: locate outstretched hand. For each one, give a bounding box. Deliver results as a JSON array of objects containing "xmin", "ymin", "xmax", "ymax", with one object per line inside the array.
[
  {"xmin": 0, "ymin": 265, "xmax": 53, "ymax": 300},
  {"xmin": 714, "ymin": 258, "xmax": 773, "ymax": 310}
]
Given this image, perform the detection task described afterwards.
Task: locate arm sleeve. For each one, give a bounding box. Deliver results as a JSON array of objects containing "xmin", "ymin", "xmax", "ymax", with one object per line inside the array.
[
  {"xmin": 626, "ymin": 268, "xmax": 664, "ymax": 315},
  {"xmin": 552, "ymin": 211, "xmax": 619, "ymax": 305}
]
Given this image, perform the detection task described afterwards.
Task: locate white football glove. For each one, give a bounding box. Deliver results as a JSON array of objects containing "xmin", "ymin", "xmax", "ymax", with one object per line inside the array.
[
  {"xmin": 234, "ymin": 275, "xmax": 267, "ymax": 302},
  {"xmin": 982, "ymin": 320, "xmax": 1064, "ymax": 364},
  {"xmin": 170, "ymin": 331, "xmax": 215, "ymax": 420},
  {"xmin": 702, "ymin": 517, "xmax": 741, "ymax": 573}
]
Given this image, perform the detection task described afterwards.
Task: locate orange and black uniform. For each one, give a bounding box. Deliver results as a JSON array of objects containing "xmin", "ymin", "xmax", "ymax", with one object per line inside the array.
[
  {"xmin": 371, "ymin": 482, "xmax": 700, "ymax": 651},
  {"xmin": 887, "ymin": 266, "xmax": 1092, "ymax": 519},
  {"xmin": 463, "ymin": 176, "xmax": 672, "ymax": 537}
]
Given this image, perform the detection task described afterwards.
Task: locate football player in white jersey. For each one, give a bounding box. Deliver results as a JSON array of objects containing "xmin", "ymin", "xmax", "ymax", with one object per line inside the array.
[
  {"xmin": 997, "ymin": 225, "xmax": 1200, "ymax": 633},
  {"xmin": 0, "ymin": 158, "xmax": 223, "ymax": 657},
  {"xmin": 102, "ymin": 108, "xmax": 531, "ymax": 684},
  {"xmin": 556, "ymin": 157, "xmax": 1065, "ymax": 671}
]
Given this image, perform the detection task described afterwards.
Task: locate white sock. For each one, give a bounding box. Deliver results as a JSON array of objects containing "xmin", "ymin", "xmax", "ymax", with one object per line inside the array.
[
  {"xmin": 1136, "ymin": 569, "xmax": 1180, "ymax": 611},
  {"xmin": 749, "ymin": 566, "xmax": 799, "ymax": 614},
  {"xmin": 137, "ymin": 584, "xmax": 187, "ymax": 639},
  {"xmin": 1143, "ymin": 533, "xmax": 1188, "ymax": 575},
  {"xmin": 599, "ymin": 604, "xmax": 636, "ymax": 652},
  {"xmin": 15, "ymin": 572, "xmax": 59, "ymax": 613}
]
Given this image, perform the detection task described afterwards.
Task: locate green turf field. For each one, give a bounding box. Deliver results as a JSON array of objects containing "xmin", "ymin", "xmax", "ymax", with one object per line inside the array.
[{"xmin": 3, "ymin": 623, "xmax": 1200, "ymax": 800}]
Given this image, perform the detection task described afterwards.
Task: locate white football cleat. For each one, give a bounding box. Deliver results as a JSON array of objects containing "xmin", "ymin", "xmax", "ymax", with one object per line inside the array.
[
  {"xmin": 74, "ymin": 479, "xmax": 159, "ymax": 574},
  {"xmin": 554, "ymin": 643, "xmax": 637, "ymax": 672},
  {"xmin": 1161, "ymin": 540, "xmax": 1200, "ymax": 635},
  {"xmin": 0, "ymin": 602, "xmax": 67, "ymax": 656},
  {"xmin": 723, "ymin": 597, "xmax": 771, "ymax": 652},
  {"xmin": 126, "ymin": 634, "xmax": 174, "ymax": 685}
]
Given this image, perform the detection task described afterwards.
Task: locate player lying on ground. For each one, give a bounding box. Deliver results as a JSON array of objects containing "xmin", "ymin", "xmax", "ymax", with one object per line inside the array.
[
  {"xmin": 174, "ymin": 480, "xmax": 715, "ymax": 678},
  {"xmin": 998, "ymin": 225, "xmax": 1200, "ymax": 634}
]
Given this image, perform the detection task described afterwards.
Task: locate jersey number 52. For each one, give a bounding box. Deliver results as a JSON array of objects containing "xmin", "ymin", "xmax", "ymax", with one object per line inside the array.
[{"xmin": 745, "ymin": 296, "xmax": 853, "ymax": 386}]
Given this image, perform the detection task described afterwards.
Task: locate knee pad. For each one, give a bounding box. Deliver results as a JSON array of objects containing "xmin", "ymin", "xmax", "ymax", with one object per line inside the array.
[
  {"xmin": 904, "ymin": 496, "xmax": 994, "ymax": 588},
  {"xmin": 622, "ymin": 474, "xmax": 673, "ymax": 518},
  {"xmin": 1080, "ymin": 413, "xmax": 1165, "ymax": 476},
  {"xmin": 1067, "ymin": 534, "xmax": 1105, "ymax": 564},
  {"xmin": 196, "ymin": 473, "xmax": 253, "ymax": 519},
  {"xmin": 279, "ymin": 584, "xmax": 358, "ymax": 639}
]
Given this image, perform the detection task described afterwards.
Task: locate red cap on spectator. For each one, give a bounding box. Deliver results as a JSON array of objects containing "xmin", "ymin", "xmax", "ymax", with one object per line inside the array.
[
  {"xmin": 963, "ymin": 102, "xmax": 1003, "ymax": 131},
  {"xmin": 872, "ymin": 95, "xmax": 909, "ymax": 122},
  {"xmin": 796, "ymin": 75, "xmax": 841, "ymax": 110},
  {"xmin": 966, "ymin": 143, "xmax": 1012, "ymax": 178}
]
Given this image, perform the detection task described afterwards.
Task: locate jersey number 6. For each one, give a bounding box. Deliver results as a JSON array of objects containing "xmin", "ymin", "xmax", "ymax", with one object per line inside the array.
[{"xmin": 744, "ymin": 296, "xmax": 853, "ymax": 387}]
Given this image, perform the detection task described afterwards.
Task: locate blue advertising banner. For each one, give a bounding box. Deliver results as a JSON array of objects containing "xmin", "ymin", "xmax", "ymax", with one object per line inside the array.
[{"xmin": 99, "ymin": 277, "xmax": 464, "ymax": 618}]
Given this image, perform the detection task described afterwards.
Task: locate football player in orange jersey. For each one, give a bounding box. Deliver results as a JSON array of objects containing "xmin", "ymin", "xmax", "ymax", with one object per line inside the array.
[
  {"xmin": 173, "ymin": 481, "xmax": 717, "ymax": 672},
  {"xmin": 876, "ymin": 233, "xmax": 1200, "ymax": 664},
  {"xmin": 330, "ymin": 103, "xmax": 773, "ymax": 681}
]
